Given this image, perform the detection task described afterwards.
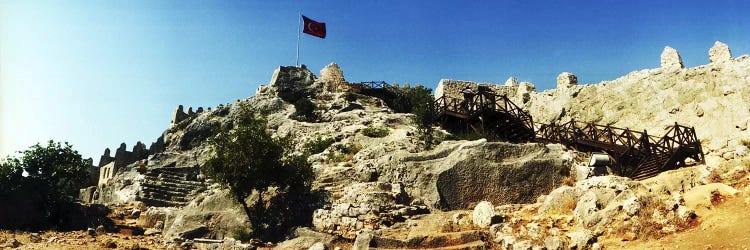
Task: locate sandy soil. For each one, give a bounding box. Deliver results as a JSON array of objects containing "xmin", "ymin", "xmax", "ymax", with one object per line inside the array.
[
  {"xmin": 0, "ymin": 229, "xmax": 170, "ymax": 250},
  {"xmin": 602, "ymin": 194, "xmax": 750, "ymax": 249}
]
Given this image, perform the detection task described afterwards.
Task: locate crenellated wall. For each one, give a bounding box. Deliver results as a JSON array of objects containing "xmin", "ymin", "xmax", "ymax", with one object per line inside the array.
[{"xmin": 171, "ymin": 104, "xmax": 206, "ymax": 126}]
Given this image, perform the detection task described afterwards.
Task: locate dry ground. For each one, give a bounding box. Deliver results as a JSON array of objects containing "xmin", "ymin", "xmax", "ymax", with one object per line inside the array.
[
  {"xmin": 602, "ymin": 190, "xmax": 750, "ymax": 249},
  {"xmin": 0, "ymin": 230, "xmax": 169, "ymax": 250}
]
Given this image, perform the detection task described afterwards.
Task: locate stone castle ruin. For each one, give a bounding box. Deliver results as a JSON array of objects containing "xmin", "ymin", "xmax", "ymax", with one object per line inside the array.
[
  {"xmin": 171, "ymin": 104, "xmax": 206, "ymax": 126},
  {"xmin": 70, "ymin": 41, "xmax": 750, "ymax": 250}
]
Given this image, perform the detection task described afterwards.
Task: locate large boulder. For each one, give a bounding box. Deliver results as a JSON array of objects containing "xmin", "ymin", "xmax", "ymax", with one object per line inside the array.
[
  {"xmin": 269, "ymin": 66, "xmax": 317, "ymax": 103},
  {"xmin": 379, "ymin": 140, "xmax": 572, "ymax": 210},
  {"xmin": 709, "ymin": 41, "xmax": 732, "ymax": 63},
  {"xmin": 472, "ymin": 201, "xmax": 497, "ymax": 228},
  {"xmin": 162, "ymin": 189, "xmax": 249, "ymax": 241},
  {"xmin": 660, "ymin": 46, "xmax": 684, "ymax": 70}
]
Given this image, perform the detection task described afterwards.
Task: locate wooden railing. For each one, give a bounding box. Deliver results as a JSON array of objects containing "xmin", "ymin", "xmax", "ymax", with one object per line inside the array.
[
  {"xmin": 433, "ymin": 92, "xmax": 535, "ymax": 141},
  {"xmin": 536, "ymin": 120, "xmax": 704, "ymax": 179},
  {"xmin": 347, "ymin": 81, "xmax": 390, "ymax": 91}
]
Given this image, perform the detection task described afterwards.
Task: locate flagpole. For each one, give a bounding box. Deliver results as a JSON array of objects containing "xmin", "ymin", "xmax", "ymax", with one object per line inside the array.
[{"xmin": 296, "ymin": 12, "xmax": 301, "ymax": 67}]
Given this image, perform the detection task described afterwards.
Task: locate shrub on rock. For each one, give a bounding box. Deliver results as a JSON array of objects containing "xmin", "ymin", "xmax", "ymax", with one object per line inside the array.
[{"xmin": 202, "ymin": 103, "xmax": 314, "ymax": 240}]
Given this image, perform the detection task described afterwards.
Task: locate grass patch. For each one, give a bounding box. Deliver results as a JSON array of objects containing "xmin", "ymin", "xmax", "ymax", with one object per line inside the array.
[
  {"xmin": 562, "ymin": 176, "xmax": 576, "ymax": 187},
  {"xmin": 362, "ymin": 126, "xmax": 390, "ymax": 138},
  {"xmin": 304, "ymin": 136, "xmax": 335, "ymax": 155},
  {"xmin": 326, "ymin": 143, "xmax": 362, "ymax": 163}
]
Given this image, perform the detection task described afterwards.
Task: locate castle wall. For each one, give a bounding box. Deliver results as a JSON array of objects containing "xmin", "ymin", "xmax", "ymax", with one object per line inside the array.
[
  {"xmin": 435, "ymin": 79, "xmax": 518, "ymax": 101},
  {"xmin": 98, "ymin": 162, "xmax": 115, "ymax": 187}
]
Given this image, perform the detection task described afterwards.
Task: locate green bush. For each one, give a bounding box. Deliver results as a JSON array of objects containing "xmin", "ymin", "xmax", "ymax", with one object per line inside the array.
[
  {"xmin": 304, "ymin": 136, "xmax": 335, "ymax": 155},
  {"xmin": 408, "ymin": 85, "xmax": 437, "ymax": 149},
  {"xmin": 202, "ymin": 103, "xmax": 314, "ymax": 240},
  {"xmin": 342, "ymin": 92, "xmax": 358, "ymax": 102},
  {"xmin": 362, "ymin": 126, "xmax": 390, "ymax": 138},
  {"xmin": 291, "ymin": 98, "xmax": 317, "ymax": 122},
  {"xmin": 0, "ymin": 140, "xmax": 90, "ymax": 228}
]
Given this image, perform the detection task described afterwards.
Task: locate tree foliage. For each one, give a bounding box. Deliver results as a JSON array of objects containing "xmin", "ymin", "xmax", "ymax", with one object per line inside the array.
[
  {"xmin": 290, "ymin": 97, "xmax": 317, "ymax": 122},
  {"xmin": 202, "ymin": 103, "xmax": 314, "ymax": 239},
  {"xmin": 407, "ymin": 85, "xmax": 437, "ymax": 149},
  {"xmin": 0, "ymin": 140, "xmax": 90, "ymax": 227}
]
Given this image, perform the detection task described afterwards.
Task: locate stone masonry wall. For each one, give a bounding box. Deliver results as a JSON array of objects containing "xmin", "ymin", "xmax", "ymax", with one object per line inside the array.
[{"xmin": 434, "ymin": 79, "xmax": 518, "ymax": 101}]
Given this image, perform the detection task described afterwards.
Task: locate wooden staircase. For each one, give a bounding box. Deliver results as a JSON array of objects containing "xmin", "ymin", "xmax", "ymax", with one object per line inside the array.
[
  {"xmin": 537, "ymin": 121, "xmax": 704, "ymax": 180},
  {"xmin": 433, "ymin": 90, "xmax": 535, "ymax": 143}
]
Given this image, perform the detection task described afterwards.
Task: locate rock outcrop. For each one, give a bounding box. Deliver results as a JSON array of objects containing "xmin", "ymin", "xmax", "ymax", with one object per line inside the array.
[
  {"xmin": 524, "ymin": 42, "xmax": 750, "ymax": 163},
  {"xmin": 504, "ymin": 77, "xmax": 519, "ymax": 87},
  {"xmin": 267, "ymin": 66, "xmax": 317, "ymax": 103},
  {"xmin": 660, "ymin": 46, "xmax": 684, "ymax": 70},
  {"xmin": 516, "ymin": 81, "xmax": 536, "ymax": 103},
  {"xmin": 709, "ymin": 41, "xmax": 732, "ymax": 63},
  {"xmin": 312, "ymin": 182, "xmax": 428, "ymax": 239},
  {"xmin": 378, "ymin": 140, "xmax": 573, "ymax": 210},
  {"xmin": 556, "ymin": 72, "xmax": 577, "ymax": 89}
]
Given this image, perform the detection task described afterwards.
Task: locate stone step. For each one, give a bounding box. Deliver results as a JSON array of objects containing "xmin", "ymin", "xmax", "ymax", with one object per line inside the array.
[
  {"xmin": 142, "ymin": 178, "xmax": 203, "ymax": 189},
  {"xmin": 143, "ymin": 172, "xmax": 199, "ymax": 182},
  {"xmin": 144, "ymin": 176, "xmax": 202, "ymax": 184},
  {"xmin": 145, "ymin": 168, "xmax": 198, "ymax": 179},
  {"xmin": 141, "ymin": 187, "xmax": 193, "ymax": 198},
  {"xmin": 136, "ymin": 196, "xmax": 186, "ymax": 207},
  {"xmin": 144, "ymin": 171, "xmax": 191, "ymax": 181},
  {"xmin": 143, "ymin": 178, "xmax": 202, "ymax": 188},
  {"xmin": 140, "ymin": 191, "xmax": 190, "ymax": 203},
  {"xmin": 369, "ymin": 231, "xmax": 487, "ymax": 249},
  {"xmin": 141, "ymin": 184, "xmax": 199, "ymax": 197},
  {"xmin": 372, "ymin": 240, "xmax": 487, "ymax": 250}
]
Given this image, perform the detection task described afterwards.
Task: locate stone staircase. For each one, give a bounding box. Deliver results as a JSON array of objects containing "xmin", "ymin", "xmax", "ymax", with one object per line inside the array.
[
  {"xmin": 137, "ymin": 167, "xmax": 204, "ymax": 207},
  {"xmin": 313, "ymin": 166, "xmax": 357, "ymax": 199}
]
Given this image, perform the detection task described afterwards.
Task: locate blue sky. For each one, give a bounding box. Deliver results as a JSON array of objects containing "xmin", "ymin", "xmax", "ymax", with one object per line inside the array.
[{"xmin": 1, "ymin": 1, "xmax": 749, "ymax": 163}]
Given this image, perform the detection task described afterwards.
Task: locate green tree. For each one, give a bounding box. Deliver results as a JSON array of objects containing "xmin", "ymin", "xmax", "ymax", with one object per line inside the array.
[
  {"xmin": 0, "ymin": 140, "xmax": 90, "ymax": 226},
  {"xmin": 202, "ymin": 104, "xmax": 313, "ymax": 238},
  {"xmin": 408, "ymin": 85, "xmax": 437, "ymax": 149}
]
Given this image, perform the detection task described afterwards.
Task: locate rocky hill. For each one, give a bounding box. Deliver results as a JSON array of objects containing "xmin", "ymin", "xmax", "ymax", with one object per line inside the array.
[
  {"xmin": 522, "ymin": 41, "xmax": 750, "ymax": 166},
  {"xmin": 18, "ymin": 41, "xmax": 748, "ymax": 250}
]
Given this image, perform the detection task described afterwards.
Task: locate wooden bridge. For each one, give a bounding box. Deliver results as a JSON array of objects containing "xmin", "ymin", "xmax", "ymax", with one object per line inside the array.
[
  {"xmin": 347, "ymin": 81, "xmax": 398, "ymax": 102},
  {"xmin": 536, "ymin": 120, "xmax": 704, "ymax": 180},
  {"xmin": 433, "ymin": 88, "xmax": 535, "ymax": 142},
  {"xmin": 347, "ymin": 81, "xmax": 390, "ymax": 91}
]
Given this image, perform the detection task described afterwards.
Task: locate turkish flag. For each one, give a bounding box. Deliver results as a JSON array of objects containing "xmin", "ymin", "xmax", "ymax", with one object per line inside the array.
[{"xmin": 302, "ymin": 15, "xmax": 326, "ymax": 39}]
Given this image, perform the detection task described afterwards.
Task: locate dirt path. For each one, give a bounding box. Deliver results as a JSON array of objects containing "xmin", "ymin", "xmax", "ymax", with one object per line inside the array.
[
  {"xmin": 602, "ymin": 196, "xmax": 750, "ymax": 249},
  {"xmin": 0, "ymin": 229, "xmax": 170, "ymax": 250}
]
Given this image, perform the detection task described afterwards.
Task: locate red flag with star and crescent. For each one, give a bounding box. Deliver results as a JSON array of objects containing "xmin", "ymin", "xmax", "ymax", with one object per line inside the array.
[{"xmin": 302, "ymin": 15, "xmax": 326, "ymax": 39}]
